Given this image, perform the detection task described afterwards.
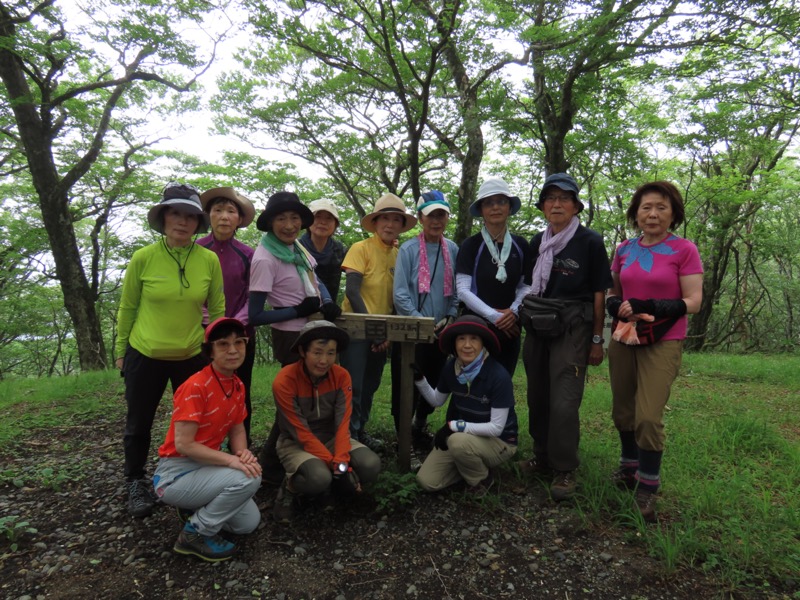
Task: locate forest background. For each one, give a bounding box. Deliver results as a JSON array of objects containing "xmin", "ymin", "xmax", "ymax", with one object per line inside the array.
[{"xmin": 2, "ymin": 0, "xmax": 799, "ymax": 378}]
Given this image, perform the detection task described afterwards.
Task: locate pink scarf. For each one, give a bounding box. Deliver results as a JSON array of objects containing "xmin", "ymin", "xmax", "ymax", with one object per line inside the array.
[
  {"xmin": 418, "ymin": 232, "xmax": 453, "ymax": 296},
  {"xmin": 530, "ymin": 216, "xmax": 580, "ymax": 295}
]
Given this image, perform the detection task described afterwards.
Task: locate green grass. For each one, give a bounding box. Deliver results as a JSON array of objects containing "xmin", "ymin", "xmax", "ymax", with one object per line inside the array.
[{"xmin": 0, "ymin": 352, "xmax": 797, "ymax": 592}]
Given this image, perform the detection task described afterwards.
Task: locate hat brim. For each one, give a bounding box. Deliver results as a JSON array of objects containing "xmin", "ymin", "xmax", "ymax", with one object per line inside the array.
[
  {"xmin": 418, "ymin": 203, "xmax": 451, "ymax": 216},
  {"xmin": 200, "ymin": 187, "xmax": 256, "ymax": 228},
  {"xmin": 256, "ymin": 204, "xmax": 314, "ymax": 232},
  {"xmin": 204, "ymin": 317, "xmax": 246, "ymax": 343},
  {"xmin": 438, "ymin": 319, "xmax": 500, "ymax": 356},
  {"xmin": 147, "ymin": 199, "xmax": 210, "ymax": 235},
  {"xmin": 361, "ymin": 211, "xmax": 418, "ymax": 233},
  {"xmin": 469, "ymin": 196, "xmax": 521, "ymax": 218},
  {"xmin": 537, "ymin": 182, "xmax": 583, "ymax": 213},
  {"xmin": 290, "ymin": 324, "xmax": 350, "ymax": 354}
]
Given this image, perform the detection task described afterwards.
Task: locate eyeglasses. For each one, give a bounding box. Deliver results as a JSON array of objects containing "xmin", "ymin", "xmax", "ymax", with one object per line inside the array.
[
  {"xmin": 543, "ymin": 195, "xmax": 574, "ymax": 204},
  {"xmin": 482, "ymin": 197, "xmax": 510, "ymax": 208},
  {"xmin": 211, "ymin": 337, "xmax": 249, "ymax": 351}
]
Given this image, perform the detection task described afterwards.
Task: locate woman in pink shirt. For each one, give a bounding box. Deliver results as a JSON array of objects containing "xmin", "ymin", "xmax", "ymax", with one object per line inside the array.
[{"xmin": 606, "ymin": 181, "xmax": 703, "ymax": 521}]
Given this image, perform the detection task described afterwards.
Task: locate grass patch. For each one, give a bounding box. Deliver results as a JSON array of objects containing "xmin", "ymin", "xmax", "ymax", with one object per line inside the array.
[
  {"xmin": 0, "ymin": 370, "xmax": 124, "ymax": 449},
  {"xmin": 0, "ymin": 351, "xmax": 797, "ymax": 591}
]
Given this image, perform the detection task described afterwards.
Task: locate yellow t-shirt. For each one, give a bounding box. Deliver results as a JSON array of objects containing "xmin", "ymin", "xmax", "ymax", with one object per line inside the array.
[{"xmin": 341, "ymin": 235, "xmax": 397, "ymax": 315}]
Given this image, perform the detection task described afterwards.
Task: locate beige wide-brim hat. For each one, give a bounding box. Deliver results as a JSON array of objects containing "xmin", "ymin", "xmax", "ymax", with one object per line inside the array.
[
  {"xmin": 200, "ymin": 187, "xmax": 256, "ymax": 228},
  {"xmin": 360, "ymin": 193, "xmax": 417, "ymax": 233}
]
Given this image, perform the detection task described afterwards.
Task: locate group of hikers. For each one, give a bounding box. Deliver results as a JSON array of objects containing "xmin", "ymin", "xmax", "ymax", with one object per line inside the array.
[{"xmin": 115, "ymin": 175, "xmax": 702, "ymax": 561}]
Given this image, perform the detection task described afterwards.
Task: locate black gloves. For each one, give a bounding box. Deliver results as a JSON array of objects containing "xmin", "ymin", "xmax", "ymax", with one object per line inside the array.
[
  {"xmin": 433, "ymin": 425, "xmax": 453, "ymax": 451},
  {"xmin": 331, "ymin": 468, "xmax": 359, "ymax": 497},
  {"xmin": 652, "ymin": 298, "xmax": 687, "ymax": 318},
  {"xmin": 320, "ymin": 302, "xmax": 342, "ymax": 321},
  {"xmin": 294, "ymin": 296, "xmax": 321, "ymax": 317},
  {"xmin": 627, "ymin": 297, "xmax": 688, "ymax": 318},
  {"xmin": 410, "ymin": 362, "xmax": 424, "ymax": 381},
  {"xmin": 627, "ymin": 298, "xmax": 656, "ymax": 315},
  {"xmin": 606, "ymin": 296, "xmax": 622, "ymax": 318}
]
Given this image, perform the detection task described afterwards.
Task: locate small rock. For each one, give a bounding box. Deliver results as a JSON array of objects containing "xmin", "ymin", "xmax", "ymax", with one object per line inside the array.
[{"xmin": 600, "ymin": 552, "xmax": 613, "ymax": 562}]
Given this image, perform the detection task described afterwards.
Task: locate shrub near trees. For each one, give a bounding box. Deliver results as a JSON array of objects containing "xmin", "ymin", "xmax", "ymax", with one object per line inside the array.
[{"xmin": 2, "ymin": 0, "xmax": 800, "ymax": 377}]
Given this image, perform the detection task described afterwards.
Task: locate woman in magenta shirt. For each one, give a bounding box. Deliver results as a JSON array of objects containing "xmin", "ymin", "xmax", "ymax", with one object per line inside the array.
[{"xmin": 606, "ymin": 181, "xmax": 703, "ymax": 522}]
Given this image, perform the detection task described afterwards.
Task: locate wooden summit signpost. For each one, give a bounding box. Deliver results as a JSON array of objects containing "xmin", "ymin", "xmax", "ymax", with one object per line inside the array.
[{"xmin": 333, "ymin": 312, "xmax": 436, "ymax": 473}]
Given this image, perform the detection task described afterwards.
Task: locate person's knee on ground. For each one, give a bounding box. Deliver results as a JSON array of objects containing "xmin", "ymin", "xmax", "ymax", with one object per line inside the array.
[
  {"xmin": 350, "ymin": 446, "xmax": 381, "ymax": 485},
  {"xmin": 290, "ymin": 458, "xmax": 332, "ymax": 496}
]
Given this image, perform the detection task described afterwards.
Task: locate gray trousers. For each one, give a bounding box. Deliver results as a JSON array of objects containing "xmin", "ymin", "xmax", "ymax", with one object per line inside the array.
[
  {"xmin": 522, "ymin": 318, "xmax": 592, "ymax": 472},
  {"xmin": 155, "ymin": 458, "xmax": 261, "ymax": 536}
]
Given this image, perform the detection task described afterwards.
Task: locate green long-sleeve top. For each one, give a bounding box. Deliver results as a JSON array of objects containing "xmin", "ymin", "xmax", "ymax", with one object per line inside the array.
[{"xmin": 116, "ymin": 241, "xmax": 225, "ymax": 360}]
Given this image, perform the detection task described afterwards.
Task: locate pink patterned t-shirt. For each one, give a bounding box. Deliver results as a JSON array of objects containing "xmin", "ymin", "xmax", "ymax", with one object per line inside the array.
[{"xmin": 611, "ymin": 234, "xmax": 703, "ymax": 341}]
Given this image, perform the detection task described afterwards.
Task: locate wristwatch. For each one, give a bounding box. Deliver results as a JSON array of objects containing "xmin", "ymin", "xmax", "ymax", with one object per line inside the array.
[{"xmin": 592, "ymin": 335, "xmax": 604, "ymax": 344}]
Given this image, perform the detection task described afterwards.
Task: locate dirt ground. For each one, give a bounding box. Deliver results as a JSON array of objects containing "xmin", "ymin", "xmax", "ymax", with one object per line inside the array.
[{"xmin": 0, "ymin": 404, "xmax": 794, "ymax": 600}]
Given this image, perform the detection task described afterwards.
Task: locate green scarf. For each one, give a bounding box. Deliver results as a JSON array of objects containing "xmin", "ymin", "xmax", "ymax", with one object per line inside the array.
[{"xmin": 260, "ymin": 232, "xmax": 318, "ymax": 296}]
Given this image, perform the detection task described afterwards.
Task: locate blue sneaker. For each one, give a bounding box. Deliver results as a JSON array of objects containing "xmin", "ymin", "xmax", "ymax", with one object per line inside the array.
[{"xmin": 173, "ymin": 522, "xmax": 236, "ymax": 562}]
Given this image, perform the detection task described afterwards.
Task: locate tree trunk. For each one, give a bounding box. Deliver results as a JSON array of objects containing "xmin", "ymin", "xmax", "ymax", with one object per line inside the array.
[
  {"xmin": 40, "ymin": 189, "xmax": 107, "ymax": 369},
  {"xmin": 0, "ymin": 20, "xmax": 107, "ymax": 371}
]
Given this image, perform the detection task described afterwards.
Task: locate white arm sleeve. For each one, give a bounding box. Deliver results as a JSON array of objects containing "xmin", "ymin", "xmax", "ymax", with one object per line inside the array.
[
  {"xmin": 463, "ymin": 407, "xmax": 509, "ymax": 438},
  {"xmin": 510, "ymin": 279, "xmax": 531, "ymax": 315},
  {"xmin": 455, "ymin": 273, "xmax": 501, "ymax": 324},
  {"xmin": 414, "ymin": 377, "xmax": 448, "ymax": 408}
]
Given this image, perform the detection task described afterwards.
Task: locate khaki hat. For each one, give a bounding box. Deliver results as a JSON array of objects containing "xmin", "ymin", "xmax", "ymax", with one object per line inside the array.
[
  {"xmin": 200, "ymin": 187, "xmax": 256, "ymax": 228},
  {"xmin": 360, "ymin": 193, "xmax": 417, "ymax": 233}
]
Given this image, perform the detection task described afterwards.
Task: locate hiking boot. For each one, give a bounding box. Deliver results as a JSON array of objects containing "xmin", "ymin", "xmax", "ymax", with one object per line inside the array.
[
  {"xmin": 517, "ymin": 456, "xmax": 552, "ymax": 477},
  {"xmin": 411, "ymin": 423, "xmax": 434, "ymax": 454},
  {"xmin": 173, "ymin": 522, "xmax": 235, "ymax": 562},
  {"xmin": 610, "ymin": 467, "xmax": 637, "ymax": 490},
  {"xmin": 126, "ymin": 479, "xmax": 154, "ymax": 518},
  {"xmin": 466, "ymin": 471, "xmax": 495, "ymax": 499},
  {"xmin": 635, "ymin": 489, "xmax": 658, "ymax": 522},
  {"xmin": 550, "ymin": 470, "xmax": 577, "ymax": 501},
  {"xmin": 273, "ymin": 478, "xmax": 298, "ymax": 523},
  {"xmin": 409, "ymin": 448, "xmax": 423, "ymax": 473},
  {"xmin": 358, "ymin": 431, "xmax": 385, "ymax": 453}
]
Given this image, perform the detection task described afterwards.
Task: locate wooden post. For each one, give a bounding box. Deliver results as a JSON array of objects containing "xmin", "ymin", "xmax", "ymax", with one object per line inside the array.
[{"xmin": 331, "ymin": 313, "xmax": 436, "ymax": 472}]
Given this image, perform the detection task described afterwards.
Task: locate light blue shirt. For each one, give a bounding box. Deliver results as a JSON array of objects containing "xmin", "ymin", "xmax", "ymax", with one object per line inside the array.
[{"xmin": 394, "ymin": 236, "xmax": 460, "ymax": 321}]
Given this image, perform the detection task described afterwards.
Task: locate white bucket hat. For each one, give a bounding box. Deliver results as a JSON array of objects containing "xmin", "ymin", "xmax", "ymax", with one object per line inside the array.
[
  {"xmin": 469, "ymin": 178, "xmax": 521, "ymax": 218},
  {"xmin": 308, "ymin": 199, "xmax": 340, "ymax": 225}
]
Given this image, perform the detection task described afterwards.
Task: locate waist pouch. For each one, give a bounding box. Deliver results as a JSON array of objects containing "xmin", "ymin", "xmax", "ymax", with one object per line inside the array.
[
  {"xmin": 612, "ymin": 317, "xmax": 679, "ymax": 345},
  {"xmin": 520, "ymin": 296, "xmax": 589, "ymax": 338}
]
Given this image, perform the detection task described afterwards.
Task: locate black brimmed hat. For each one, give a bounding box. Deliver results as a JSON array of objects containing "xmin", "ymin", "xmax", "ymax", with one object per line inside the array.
[
  {"xmin": 290, "ymin": 320, "xmax": 350, "ymax": 353},
  {"xmin": 438, "ymin": 315, "xmax": 500, "ymax": 356},
  {"xmin": 147, "ymin": 182, "xmax": 209, "ymax": 234},
  {"xmin": 256, "ymin": 191, "xmax": 314, "ymax": 232},
  {"xmin": 537, "ymin": 173, "xmax": 584, "ymax": 212}
]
